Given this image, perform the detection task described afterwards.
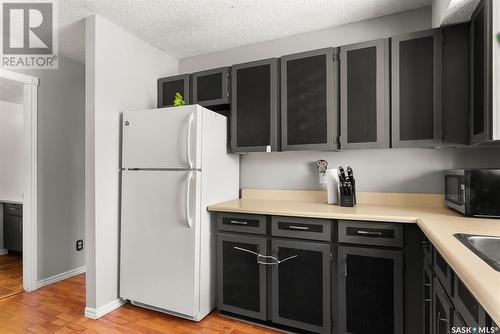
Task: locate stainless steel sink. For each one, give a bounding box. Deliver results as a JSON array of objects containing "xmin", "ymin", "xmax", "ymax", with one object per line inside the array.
[{"xmin": 454, "ymin": 234, "xmax": 500, "ymax": 272}]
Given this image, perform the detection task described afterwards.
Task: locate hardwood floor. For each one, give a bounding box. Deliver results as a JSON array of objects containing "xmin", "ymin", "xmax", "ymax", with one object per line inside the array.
[
  {"xmin": 0, "ymin": 274, "xmax": 282, "ymax": 333},
  {"xmin": 0, "ymin": 253, "xmax": 23, "ymax": 300}
]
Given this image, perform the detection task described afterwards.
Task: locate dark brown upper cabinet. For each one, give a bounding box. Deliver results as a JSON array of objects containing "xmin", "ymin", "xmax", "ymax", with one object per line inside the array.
[
  {"xmin": 442, "ymin": 23, "xmax": 471, "ymax": 147},
  {"xmin": 157, "ymin": 74, "xmax": 190, "ymax": 108},
  {"xmin": 192, "ymin": 67, "xmax": 231, "ymax": 108},
  {"xmin": 391, "ymin": 29, "xmax": 443, "ymax": 148},
  {"xmin": 470, "ymin": 0, "xmax": 493, "ymax": 144},
  {"xmin": 231, "ymin": 58, "xmax": 280, "ymax": 153},
  {"xmin": 281, "ymin": 48, "xmax": 339, "ymax": 151},
  {"xmin": 340, "ymin": 39, "xmax": 390, "ymax": 149}
]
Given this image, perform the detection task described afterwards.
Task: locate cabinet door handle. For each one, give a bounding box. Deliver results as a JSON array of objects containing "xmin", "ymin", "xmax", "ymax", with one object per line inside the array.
[
  {"xmin": 287, "ymin": 225, "xmax": 310, "ymax": 231},
  {"xmin": 356, "ymin": 230, "xmax": 383, "ymax": 237},
  {"xmin": 257, "ymin": 254, "xmax": 299, "ymax": 265},
  {"xmin": 229, "ymin": 220, "xmax": 248, "ymax": 225},
  {"xmin": 234, "ymin": 246, "xmax": 259, "ymax": 256}
]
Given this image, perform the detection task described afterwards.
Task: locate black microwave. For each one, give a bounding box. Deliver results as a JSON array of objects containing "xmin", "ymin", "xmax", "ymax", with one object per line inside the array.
[{"xmin": 445, "ymin": 169, "xmax": 500, "ymax": 217}]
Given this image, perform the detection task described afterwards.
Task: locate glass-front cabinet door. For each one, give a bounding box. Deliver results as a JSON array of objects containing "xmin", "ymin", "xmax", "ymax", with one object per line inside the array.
[
  {"xmin": 231, "ymin": 58, "xmax": 280, "ymax": 152},
  {"xmin": 157, "ymin": 74, "xmax": 190, "ymax": 108},
  {"xmin": 271, "ymin": 239, "xmax": 331, "ymax": 334},
  {"xmin": 217, "ymin": 233, "xmax": 267, "ymax": 320},
  {"xmin": 391, "ymin": 29, "xmax": 443, "ymax": 148},
  {"xmin": 338, "ymin": 246, "xmax": 404, "ymax": 334},
  {"xmin": 433, "ymin": 277, "xmax": 453, "ymax": 334},
  {"xmin": 423, "ymin": 259, "xmax": 434, "ymax": 334},
  {"xmin": 281, "ymin": 48, "xmax": 339, "ymax": 151},
  {"xmin": 470, "ymin": 0, "xmax": 492, "ymax": 144},
  {"xmin": 192, "ymin": 67, "xmax": 230, "ymax": 107},
  {"xmin": 340, "ymin": 39, "xmax": 390, "ymax": 149}
]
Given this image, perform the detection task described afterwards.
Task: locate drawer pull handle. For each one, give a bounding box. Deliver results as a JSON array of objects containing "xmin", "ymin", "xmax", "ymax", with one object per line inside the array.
[
  {"xmin": 356, "ymin": 230, "xmax": 383, "ymax": 237},
  {"xmin": 287, "ymin": 225, "xmax": 310, "ymax": 231},
  {"xmin": 424, "ymin": 298, "xmax": 432, "ymax": 303},
  {"xmin": 9, "ymin": 207, "xmax": 17, "ymax": 211},
  {"xmin": 424, "ymin": 283, "xmax": 431, "ymax": 287},
  {"xmin": 229, "ymin": 220, "xmax": 248, "ymax": 225},
  {"xmin": 437, "ymin": 312, "xmax": 447, "ymax": 323}
]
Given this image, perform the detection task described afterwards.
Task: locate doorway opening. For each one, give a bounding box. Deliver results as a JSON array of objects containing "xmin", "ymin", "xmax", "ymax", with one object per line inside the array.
[{"xmin": 0, "ymin": 69, "xmax": 39, "ymax": 296}]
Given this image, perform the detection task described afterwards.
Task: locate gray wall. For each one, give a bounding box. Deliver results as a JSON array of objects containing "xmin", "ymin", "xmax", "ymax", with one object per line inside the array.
[
  {"xmin": 240, "ymin": 147, "xmax": 500, "ymax": 194},
  {"xmin": 180, "ymin": 7, "xmax": 500, "ymax": 194},
  {"xmin": 20, "ymin": 55, "xmax": 86, "ymax": 280}
]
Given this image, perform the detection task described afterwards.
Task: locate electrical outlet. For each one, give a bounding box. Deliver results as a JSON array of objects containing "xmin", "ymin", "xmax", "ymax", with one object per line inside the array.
[{"xmin": 76, "ymin": 239, "xmax": 84, "ymax": 251}]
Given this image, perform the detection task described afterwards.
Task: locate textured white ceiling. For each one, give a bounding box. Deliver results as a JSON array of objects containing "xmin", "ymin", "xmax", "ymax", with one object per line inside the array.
[
  {"xmin": 59, "ymin": 0, "xmax": 433, "ymax": 63},
  {"xmin": 442, "ymin": 0, "xmax": 481, "ymax": 25}
]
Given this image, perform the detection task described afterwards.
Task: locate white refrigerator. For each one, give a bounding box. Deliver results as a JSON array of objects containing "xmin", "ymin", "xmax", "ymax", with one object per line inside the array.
[{"xmin": 119, "ymin": 105, "xmax": 239, "ymax": 321}]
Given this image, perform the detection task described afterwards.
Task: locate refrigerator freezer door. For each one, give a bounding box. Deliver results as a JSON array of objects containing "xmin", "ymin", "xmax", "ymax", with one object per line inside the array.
[
  {"xmin": 120, "ymin": 169, "xmax": 201, "ymax": 318},
  {"xmin": 122, "ymin": 106, "xmax": 201, "ymax": 169}
]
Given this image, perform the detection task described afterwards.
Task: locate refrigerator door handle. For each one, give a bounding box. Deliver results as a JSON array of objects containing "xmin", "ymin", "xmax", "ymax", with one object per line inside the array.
[
  {"xmin": 186, "ymin": 113, "xmax": 194, "ymax": 169},
  {"xmin": 185, "ymin": 170, "xmax": 193, "ymax": 228}
]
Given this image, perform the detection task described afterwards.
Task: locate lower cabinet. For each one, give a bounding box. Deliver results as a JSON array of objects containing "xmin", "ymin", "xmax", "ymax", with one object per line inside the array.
[
  {"xmin": 423, "ymin": 259, "xmax": 434, "ymax": 334},
  {"xmin": 4, "ymin": 213, "xmax": 22, "ymax": 253},
  {"xmin": 217, "ymin": 233, "xmax": 267, "ymax": 320},
  {"xmin": 271, "ymin": 239, "xmax": 331, "ymax": 333},
  {"xmin": 423, "ymin": 238, "xmax": 493, "ymax": 333},
  {"xmin": 338, "ymin": 246, "xmax": 403, "ymax": 334},
  {"xmin": 433, "ymin": 276, "xmax": 453, "ymax": 334}
]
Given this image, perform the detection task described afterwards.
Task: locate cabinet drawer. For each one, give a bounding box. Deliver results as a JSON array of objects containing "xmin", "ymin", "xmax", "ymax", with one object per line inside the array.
[
  {"xmin": 271, "ymin": 216, "xmax": 331, "ymax": 241},
  {"xmin": 217, "ymin": 213, "xmax": 266, "ymax": 235},
  {"xmin": 433, "ymin": 248, "xmax": 453, "ymax": 297},
  {"xmin": 338, "ymin": 220, "xmax": 403, "ymax": 247},
  {"xmin": 4, "ymin": 203, "xmax": 22, "ymax": 217}
]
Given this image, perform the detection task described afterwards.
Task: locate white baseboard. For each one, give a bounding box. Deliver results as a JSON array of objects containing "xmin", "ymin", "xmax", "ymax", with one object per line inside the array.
[
  {"xmin": 0, "ymin": 249, "xmax": 8, "ymax": 256},
  {"xmin": 85, "ymin": 298, "xmax": 127, "ymax": 319},
  {"xmin": 37, "ymin": 265, "xmax": 86, "ymax": 289}
]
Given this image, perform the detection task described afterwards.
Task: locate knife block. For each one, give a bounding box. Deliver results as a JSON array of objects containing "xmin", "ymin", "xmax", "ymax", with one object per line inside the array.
[
  {"xmin": 339, "ymin": 179, "xmax": 356, "ymax": 207},
  {"xmin": 340, "ymin": 193, "xmax": 355, "ymax": 207}
]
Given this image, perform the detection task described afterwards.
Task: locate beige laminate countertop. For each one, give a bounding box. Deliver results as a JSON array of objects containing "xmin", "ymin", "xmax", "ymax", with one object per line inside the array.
[{"xmin": 208, "ymin": 198, "xmax": 500, "ymax": 324}]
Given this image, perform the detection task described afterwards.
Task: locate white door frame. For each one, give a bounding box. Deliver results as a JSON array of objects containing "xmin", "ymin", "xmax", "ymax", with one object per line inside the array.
[{"xmin": 0, "ymin": 69, "xmax": 39, "ymax": 292}]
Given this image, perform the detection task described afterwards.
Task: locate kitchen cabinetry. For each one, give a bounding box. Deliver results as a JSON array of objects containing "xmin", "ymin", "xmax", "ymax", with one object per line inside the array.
[
  {"xmin": 192, "ymin": 67, "xmax": 230, "ymax": 108},
  {"xmin": 433, "ymin": 248, "xmax": 453, "ymax": 296},
  {"xmin": 423, "ymin": 259, "xmax": 434, "ymax": 334},
  {"xmin": 281, "ymin": 48, "xmax": 339, "ymax": 151},
  {"xmin": 339, "ymin": 39, "xmax": 390, "ymax": 149},
  {"xmin": 271, "ymin": 238, "xmax": 331, "ymax": 333},
  {"xmin": 231, "ymin": 58, "xmax": 280, "ymax": 152},
  {"xmin": 423, "ymin": 236, "xmax": 490, "ymax": 333},
  {"xmin": 3, "ymin": 203, "xmax": 22, "ymax": 253},
  {"xmin": 391, "ymin": 29, "xmax": 443, "ymax": 147},
  {"xmin": 217, "ymin": 213, "xmax": 332, "ymax": 333},
  {"xmin": 433, "ymin": 276, "xmax": 453, "ymax": 334},
  {"xmin": 442, "ymin": 23, "xmax": 471, "ymax": 146},
  {"xmin": 454, "ymin": 276, "xmax": 487, "ymax": 326},
  {"xmin": 470, "ymin": 0, "xmax": 493, "ymax": 144},
  {"xmin": 157, "ymin": 74, "xmax": 190, "ymax": 108},
  {"xmin": 337, "ymin": 246, "xmax": 403, "ymax": 334},
  {"xmin": 217, "ymin": 232, "xmax": 267, "ymax": 320}
]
